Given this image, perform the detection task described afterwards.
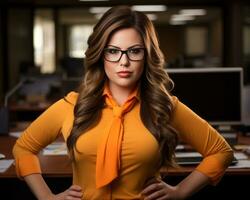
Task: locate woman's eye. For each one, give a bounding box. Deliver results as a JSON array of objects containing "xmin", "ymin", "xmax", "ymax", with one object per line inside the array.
[
  {"xmin": 107, "ymin": 49, "xmax": 119, "ymax": 54},
  {"xmin": 129, "ymin": 48, "xmax": 141, "ymax": 54}
]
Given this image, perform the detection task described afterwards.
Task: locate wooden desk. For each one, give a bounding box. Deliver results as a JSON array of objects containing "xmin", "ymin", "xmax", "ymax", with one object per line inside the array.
[
  {"xmin": 0, "ymin": 135, "xmax": 72, "ymax": 199},
  {"xmin": 2, "ymin": 135, "xmax": 250, "ymax": 177},
  {"xmin": 1, "ymin": 134, "xmax": 250, "ymax": 199},
  {"xmin": 0, "ymin": 136, "xmax": 72, "ymax": 178}
]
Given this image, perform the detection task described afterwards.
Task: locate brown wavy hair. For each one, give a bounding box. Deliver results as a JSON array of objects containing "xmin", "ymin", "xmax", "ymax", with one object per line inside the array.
[{"xmin": 67, "ymin": 5, "xmax": 178, "ymax": 168}]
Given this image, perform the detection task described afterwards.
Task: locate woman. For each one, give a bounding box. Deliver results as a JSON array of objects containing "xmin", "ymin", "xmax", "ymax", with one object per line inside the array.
[{"xmin": 13, "ymin": 6, "xmax": 233, "ymax": 200}]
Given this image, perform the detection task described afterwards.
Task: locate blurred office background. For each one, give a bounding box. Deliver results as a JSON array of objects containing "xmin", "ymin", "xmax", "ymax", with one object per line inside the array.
[{"xmin": 0, "ymin": 0, "xmax": 250, "ymax": 126}]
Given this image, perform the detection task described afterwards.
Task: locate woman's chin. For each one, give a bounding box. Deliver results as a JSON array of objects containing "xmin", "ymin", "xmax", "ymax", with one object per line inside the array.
[{"xmin": 113, "ymin": 80, "xmax": 138, "ymax": 89}]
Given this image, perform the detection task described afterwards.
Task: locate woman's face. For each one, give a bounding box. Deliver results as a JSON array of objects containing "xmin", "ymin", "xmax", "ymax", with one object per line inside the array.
[{"xmin": 103, "ymin": 28, "xmax": 145, "ymax": 90}]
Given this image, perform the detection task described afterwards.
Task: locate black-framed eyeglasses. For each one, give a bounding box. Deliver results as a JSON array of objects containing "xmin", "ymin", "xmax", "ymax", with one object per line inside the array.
[{"xmin": 103, "ymin": 47, "xmax": 145, "ymax": 62}]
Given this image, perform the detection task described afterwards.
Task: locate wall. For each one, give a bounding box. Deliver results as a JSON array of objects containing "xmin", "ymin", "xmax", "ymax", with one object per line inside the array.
[
  {"xmin": 7, "ymin": 8, "xmax": 33, "ymax": 88},
  {"xmin": 155, "ymin": 25, "xmax": 183, "ymax": 64},
  {"xmin": 243, "ymin": 85, "xmax": 250, "ymax": 125},
  {"xmin": 211, "ymin": 18, "xmax": 222, "ymax": 58},
  {"xmin": 0, "ymin": 9, "xmax": 3, "ymax": 102}
]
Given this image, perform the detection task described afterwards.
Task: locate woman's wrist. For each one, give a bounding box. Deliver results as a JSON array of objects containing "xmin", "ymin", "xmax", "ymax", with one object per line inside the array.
[
  {"xmin": 41, "ymin": 193, "xmax": 56, "ymax": 200},
  {"xmin": 174, "ymin": 170, "xmax": 210, "ymax": 200},
  {"xmin": 174, "ymin": 183, "xmax": 188, "ymax": 200}
]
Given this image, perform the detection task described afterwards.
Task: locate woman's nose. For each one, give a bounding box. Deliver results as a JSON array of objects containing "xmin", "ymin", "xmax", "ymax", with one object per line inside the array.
[{"xmin": 119, "ymin": 53, "xmax": 130, "ymax": 66}]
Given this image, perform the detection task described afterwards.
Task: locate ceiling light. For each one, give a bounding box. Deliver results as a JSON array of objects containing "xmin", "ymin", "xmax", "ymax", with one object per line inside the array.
[
  {"xmin": 171, "ymin": 14, "xmax": 195, "ymax": 21},
  {"xmin": 146, "ymin": 14, "xmax": 158, "ymax": 21},
  {"xmin": 132, "ymin": 5, "xmax": 167, "ymax": 12},
  {"xmin": 180, "ymin": 9, "xmax": 206, "ymax": 16},
  {"xmin": 94, "ymin": 14, "xmax": 103, "ymax": 20},
  {"xmin": 170, "ymin": 21, "xmax": 186, "ymax": 25},
  {"xmin": 89, "ymin": 7, "xmax": 111, "ymax": 14}
]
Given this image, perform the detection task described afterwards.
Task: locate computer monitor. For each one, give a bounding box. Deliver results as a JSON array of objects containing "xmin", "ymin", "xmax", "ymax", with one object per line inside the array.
[
  {"xmin": 167, "ymin": 67, "xmax": 243, "ymax": 126},
  {"xmin": 60, "ymin": 57, "xmax": 84, "ymax": 77}
]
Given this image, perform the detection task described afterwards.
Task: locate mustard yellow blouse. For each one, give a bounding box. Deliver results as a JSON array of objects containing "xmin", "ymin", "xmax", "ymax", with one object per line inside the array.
[{"xmin": 12, "ymin": 88, "xmax": 233, "ymax": 199}]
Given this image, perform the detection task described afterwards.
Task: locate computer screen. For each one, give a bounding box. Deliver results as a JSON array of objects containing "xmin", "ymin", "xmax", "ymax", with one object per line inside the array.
[
  {"xmin": 60, "ymin": 57, "xmax": 84, "ymax": 77},
  {"xmin": 167, "ymin": 67, "xmax": 243, "ymax": 125}
]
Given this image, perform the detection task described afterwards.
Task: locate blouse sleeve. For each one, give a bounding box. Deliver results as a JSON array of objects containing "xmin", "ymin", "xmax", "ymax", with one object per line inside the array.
[
  {"xmin": 170, "ymin": 96, "xmax": 234, "ymax": 185},
  {"xmin": 12, "ymin": 92, "xmax": 77, "ymax": 178}
]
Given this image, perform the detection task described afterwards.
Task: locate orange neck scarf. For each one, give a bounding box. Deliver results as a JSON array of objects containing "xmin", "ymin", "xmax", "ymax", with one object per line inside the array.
[{"xmin": 96, "ymin": 85, "xmax": 139, "ymax": 188}]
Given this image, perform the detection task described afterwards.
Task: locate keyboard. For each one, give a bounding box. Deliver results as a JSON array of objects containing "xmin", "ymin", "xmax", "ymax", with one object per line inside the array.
[{"xmin": 175, "ymin": 152, "xmax": 238, "ymax": 165}]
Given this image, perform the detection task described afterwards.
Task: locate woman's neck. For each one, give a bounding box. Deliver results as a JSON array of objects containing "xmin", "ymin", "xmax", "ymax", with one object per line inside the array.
[{"xmin": 109, "ymin": 83, "xmax": 136, "ymax": 106}]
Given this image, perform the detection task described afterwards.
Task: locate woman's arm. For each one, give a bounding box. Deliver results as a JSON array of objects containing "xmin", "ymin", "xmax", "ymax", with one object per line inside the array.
[
  {"xmin": 13, "ymin": 93, "xmax": 77, "ymax": 179},
  {"xmin": 169, "ymin": 96, "xmax": 234, "ymax": 184},
  {"xmin": 24, "ymin": 174, "xmax": 83, "ymax": 200},
  {"xmin": 142, "ymin": 170, "xmax": 209, "ymax": 200},
  {"xmin": 175, "ymin": 170, "xmax": 210, "ymax": 198},
  {"xmin": 12, "ymin": 92, "xmax": 80, "ymax": 199},
  {"xmin": 24, "ymin": 174, "xmax": 53, "ymax": 200},
  {"xmin": 142, "ymin": 96, "xmax": 234, "ymax": 199}
]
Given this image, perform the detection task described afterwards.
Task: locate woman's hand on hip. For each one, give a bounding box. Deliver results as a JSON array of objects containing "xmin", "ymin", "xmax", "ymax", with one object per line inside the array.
[
  {"xmin": 47, "ymin": 185, "xmax": 83, "ymax": 200},
  {"xmin": 141, "ymin": 178, "xmax": 183, "ymax": 200}
]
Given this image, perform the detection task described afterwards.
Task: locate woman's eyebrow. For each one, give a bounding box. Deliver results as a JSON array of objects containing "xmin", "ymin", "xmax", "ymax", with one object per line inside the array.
[
  {"xmin": 106, "ymin": 45, "xmax": 120, "ymax": 49},
  {"xmin": 106, "ymin": 44, "xmax": 144, "ymax": 49},
  {"xmin": 127, "ymin": 44, "xmax": 144, "ymax": 49}
]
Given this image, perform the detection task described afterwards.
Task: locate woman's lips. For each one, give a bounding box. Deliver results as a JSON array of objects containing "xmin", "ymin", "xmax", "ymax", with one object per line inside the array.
[{"xmin": 117, "ymin": 71, "xmax": 132, "ymax": 78}]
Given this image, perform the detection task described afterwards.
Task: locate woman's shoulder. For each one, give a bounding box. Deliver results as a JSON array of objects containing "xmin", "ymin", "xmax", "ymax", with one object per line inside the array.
[
  {"xmin": 63, "ymin": 91, "xmax": 79, "ymax": 105},
  {"xmin": 170, "ymin": 95, "xmax": 179, "ymax": 108}
]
